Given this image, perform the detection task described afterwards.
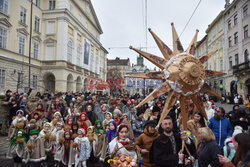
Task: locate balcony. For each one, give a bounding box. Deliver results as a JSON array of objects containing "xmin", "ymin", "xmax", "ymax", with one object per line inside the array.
[{"xmin": 233, "ymin": 61, "xmax": 250, "ymax": 74}]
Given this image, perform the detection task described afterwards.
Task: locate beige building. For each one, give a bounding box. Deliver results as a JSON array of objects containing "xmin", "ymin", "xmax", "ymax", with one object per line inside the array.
[
  {"xmin": 224, "ymin": 0, "xmax": 250, "ymax": 98},
  {"xmin": 206, "ymin": 10, "xmax": 226, "ymax": 94},
  {"xmin": 0, "ymin": 0, "xmax": 108, "ymax": 94},
  {"xmin": 195, "ymin": 35, "xmax": 207, "ymax": 68}
]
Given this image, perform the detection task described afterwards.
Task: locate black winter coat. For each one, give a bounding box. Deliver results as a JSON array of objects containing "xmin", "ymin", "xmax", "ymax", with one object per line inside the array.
[
  {"xmin": 149, "ymin": 132, "xmax": 196, "ymax": 167},
  {"xmin": 197, "ymin": 141, "xmax": 221, "ymax": 167}
]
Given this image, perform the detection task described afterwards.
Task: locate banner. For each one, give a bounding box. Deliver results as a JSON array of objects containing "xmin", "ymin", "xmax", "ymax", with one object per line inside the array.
[
  {"xmin": 84, "ymin": 41, "xmax": 90, "ymax": 65},
  {"xmin": 137, "ymin": 78, "xmax": 145, "ymax": 89},
  {"xmin": 126, "ymin": 78, "xmax": 136, "ymax": 89},
  {"xmin": 107, "ymin": 78, "xmax": 124, "ymax": 90}
]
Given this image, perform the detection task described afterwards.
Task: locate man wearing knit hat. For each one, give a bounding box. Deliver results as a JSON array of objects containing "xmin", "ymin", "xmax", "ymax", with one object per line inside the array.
[{"xmin": 135, "ymin": 120, "xmax": 159, "ymax": 167}]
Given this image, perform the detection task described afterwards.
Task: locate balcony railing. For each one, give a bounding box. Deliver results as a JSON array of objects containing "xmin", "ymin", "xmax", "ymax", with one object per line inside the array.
[{"xmin": 233, "ymin": 61, "xmax": 250, "ymax": 74}]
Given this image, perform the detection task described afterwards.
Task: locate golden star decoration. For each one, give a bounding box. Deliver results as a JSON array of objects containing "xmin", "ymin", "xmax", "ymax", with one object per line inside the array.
[{"xmin": 127, "ymin": 23, "xmax": 224, "ymax": 131}]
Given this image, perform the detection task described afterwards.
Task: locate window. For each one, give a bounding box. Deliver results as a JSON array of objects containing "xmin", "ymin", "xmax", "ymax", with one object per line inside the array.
[
  {"xmin": 220, "ymin": 40, "xmax": 223, "ymax": 49},
  {"xmin": 229, "ymin": 56, "xmax": 232, "ymax": 69},
  {"xmin": 234, "ymin": 32, "xmax": 238, "ymax": 44},
  {"xmin": 214, "ymin": 61, "xmax": 217, "ymax": 71},
  {"xmin": 228, "ymin": 20, "xmax": 232, "ymax": 29},
  {"xmin": 78, "ymin": 15, "xmax": 82, "ymax": 23},
  {"xmin": 0, "ymin": 26, "xmax": 7, "ymax": 49},
  {"xmin": 49, "ymin": 0, "xmax": 56, "ymax": 10},
  {"xmin": 220, "ymin": 59, "xmax": 223, "ymax": 71},
  {"xmin": 17, "ymin": 72, "xmax": 24, "ymax": 89},
  {"xmin": 234, "ymin": 14, "xmax": 237, "ymax": 25},
  {"xmin": 243, "ymin": 5, "xmax": 248, "ymax": 18},
  {"xmin": 33, "ymin": 42, "xmax": 39, "ymax": 59},
  {"xmin": 235, "ymin": 54, "xmax": 239, "ymax": 65},
  {"xmin": 32, "ymin": 75, "xmax": 37, "ymax": 89},
  {"xmin": 34, "ymin": 17, "xmax": 40, "ymax": 32},
  {"xmin": 0, "ymin": 0, "xmax": 8, "ymax": 15},
  {"xmin": 20, "ymin": 6, "xmax": 27, "ymax": 25},
  {"xmin": 245, "ymin": 49, "xmax": 249, "ymax": 62},
  {"xmin": 18, "ymin": 36, "xmax": 25, "ymax": 55},
  {"xmin": 244, "ymin": 25, "xmax": 248, "ymax": 39},
  {"xmin": 36, "ymin": 0, "xmax": 40, "ymax": 7},
  {"xmin": 77, "ymin": 45, "xmax": 81, "ymax": 66},
  {"xmin": 67, "ymin": 40, "xmax": 73, "ymax": 63},
  {"xmin": 0, "ymin": 69, "xmax": 6, "ymax": 89},
  {"xmin": 228, "ymin": 36, "xmax": 232, "ymax": 47},
  {"xmin": 70, "ymin": 5, "xmax": 73, "ymax": 13}
]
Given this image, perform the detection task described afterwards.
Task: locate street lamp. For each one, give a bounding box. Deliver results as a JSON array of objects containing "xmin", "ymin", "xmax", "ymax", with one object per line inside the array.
[{"xmin": 28, "ymin": 0, "xmax": 33, "ymax": 89}]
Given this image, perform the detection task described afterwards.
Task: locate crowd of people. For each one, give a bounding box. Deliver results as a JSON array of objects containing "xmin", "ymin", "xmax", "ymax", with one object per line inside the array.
[{"xmin": 0, "ymin": 89, "xmax": 249, "ymax": 167}]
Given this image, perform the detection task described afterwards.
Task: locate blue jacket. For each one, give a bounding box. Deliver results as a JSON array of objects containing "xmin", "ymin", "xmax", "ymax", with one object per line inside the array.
[{"xmin": 208, "ymin": 117, "xmax": 233, "ymax": 147}]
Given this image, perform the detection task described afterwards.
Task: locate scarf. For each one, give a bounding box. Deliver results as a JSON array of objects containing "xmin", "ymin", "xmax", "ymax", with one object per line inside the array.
[
  {"xmin": 94, "ymin": 120, "xmax": 103, "ymax": 134},
  {"xmin": 105, "ymin": 129, "xmax": 117, "ymax": 143}
]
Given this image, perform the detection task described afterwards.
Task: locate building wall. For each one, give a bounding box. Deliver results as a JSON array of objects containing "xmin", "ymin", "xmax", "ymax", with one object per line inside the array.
[
  {"xmin": 224, "ymin": 0, "xmax": 250, "ymax": 98},
  {"xmin": 206, "ymin": 11, "xmax": 226, "ymax": 94},
  {"xmin": 0, "ymin": 0, "xmax": 107, "ymax": 94}
]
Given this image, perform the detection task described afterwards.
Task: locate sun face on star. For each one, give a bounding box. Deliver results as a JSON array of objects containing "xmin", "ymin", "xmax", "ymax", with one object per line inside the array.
[{"xmin": 127, "ymin": 23, "xmax": 224, "ymax": 130}]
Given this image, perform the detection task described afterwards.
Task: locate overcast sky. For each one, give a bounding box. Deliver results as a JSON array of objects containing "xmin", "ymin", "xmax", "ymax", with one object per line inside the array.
[{"xmin": 92, "ymin": 0, "xmax": 226, "ymax": 69}]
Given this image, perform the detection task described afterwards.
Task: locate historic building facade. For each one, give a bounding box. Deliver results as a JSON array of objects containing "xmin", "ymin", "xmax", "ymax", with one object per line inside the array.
[
  {"xmin": 224, "ymin": 0, "xmax": 250, "ymax": 98},
  {"xmin": 0, "ymin": 0, "xmax": 108, "ymax": 94},
  {"xmin": 206, "ymin": 10, "xmax": 226, "ymax": 95},
  {"xmin": 107, "ymin": 57, "xmax": 130, "ymax": 96},
  {"xmin": 195, "ymin": 35, "xmax": 207, "ymax": 68},
  {"xmin": 125, "ymin": 55, "xmax": 160, "ymax": 96}
]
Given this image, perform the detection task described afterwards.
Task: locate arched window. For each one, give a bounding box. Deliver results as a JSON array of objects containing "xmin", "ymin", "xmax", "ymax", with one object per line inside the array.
[
  {"xmin": 245, "ymin": 49, "xmax": 249, "ymax": 62},
  {"xmin": 77, "ymin": 45, "xmax": 81, "ymax": 66},
  {"xmin": 67, "ymin": 39, "xmax": 73, "ymax": 63}
]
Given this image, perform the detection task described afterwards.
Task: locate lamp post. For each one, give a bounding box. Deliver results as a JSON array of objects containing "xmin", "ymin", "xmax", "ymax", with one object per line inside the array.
[{"xmin": 28, "ymin": 0, "xmax": 33, "ymax": 89}]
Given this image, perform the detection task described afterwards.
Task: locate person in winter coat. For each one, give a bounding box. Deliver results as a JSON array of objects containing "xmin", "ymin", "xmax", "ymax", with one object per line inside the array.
[
  {"xmin": 64, "ymin": 92, "xmax": 73, "ymax": 107},
  {"xmin": 24, "ymin": 129, "xmax": 46, "ymax": 165},
  {"xmin": 231, "ymin": 109, "xmax": 249, "ymax": 131},
  {"xmin": 149, "ymin": 116, "xmax": 195, "ymax": 167},
  {"xmin": 25, "ymin": 96, "xmax": 39, "ymax": 117},
  {"xmin": 208, "ymin": 107, "xmax": 233, "ymax": 147},
  {"xmin": 55, "ymin": 130, "xmax": 75, "ymax": 166},
  {"xmin": 204, "ymin": 101, "xmax": 215, "ymax": 121},
  {"xmin": 226, "ymin": 105, "xmax": 240, "ymax": 127},
  {"xmin": 8, "ymin": 98, "xmax": 20, "ymax": 125},
  {"xmin": 73, "ymin": 128, "xmax": 91, "ymax": 167},
  {"xmin": 96, "ymin": 104, "xmax": 108, "ymax": 122},
  {"xmin": 218, "ymin": 132, "xmax": 250, "ymax": 167},
  {"xmin": 132, "ymin": 109, "xmax": 145, "ymax": 140},
  {"xmin": 7, "ymin": 129, "xmax": 27, "ymax": 167},
  {"xmin": 0, "ymin": 96, "xmax": 10, "ymax": 135},
  {"xmin": 135, "ymin": 120, "xmax": 159, "ymax": 167},
  {"xmin": 197, "ymin": 127, "xmax": 221, "ymax": 167}
]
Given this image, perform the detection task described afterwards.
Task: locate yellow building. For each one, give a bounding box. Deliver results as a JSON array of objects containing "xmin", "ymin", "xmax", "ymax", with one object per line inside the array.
[
  {"xmin": 0, "ymin": 0, "xmax": 108, "ymax": 94},
  {"xmin": 206, "ymin": 10, "xmax": 225, "ymax": 94}
]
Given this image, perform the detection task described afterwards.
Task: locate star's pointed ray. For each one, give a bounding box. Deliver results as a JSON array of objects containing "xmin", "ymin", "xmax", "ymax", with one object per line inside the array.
[
  {"xmin": 199, "ymin": 50, "xmax": 217, "ymax": 64},
  {"xmin": 201, "ymin": 83, "xmax": 222, "ymax": 99},
  {"xmin": 126, "ymin": 71, "xmax": 163, "ymax": 80},
  {"xmin": 179, "ymin": 96, "xmax": 189, "ymax": 131},
  {"xmin": 136, "ymin": 83, "xmax": 170, "ymax": 108},
  {"xmin": 190, "ymin": 94, "xmax": 208, "ymax": 120},
  {"xmin": 171, "ymin": 23, "xmax": 184, "ymax": 55},
  {"xmin": 129, "ymin": 46, "xmax": 165, "ymax": 69},
  {"xmin": 205, "ymin": 70, "xmax": 225, "ymax": 78},
  {"xmin": 157, "ymin": 90, "xmax": 178, "ymax": 128},
  {"xmin": 148, "ymin": 28, "xmax": 173, "ymax": 60},
  {"xmin": 186, "ymin": 30, "xmax": 199, "ymax": 55}
]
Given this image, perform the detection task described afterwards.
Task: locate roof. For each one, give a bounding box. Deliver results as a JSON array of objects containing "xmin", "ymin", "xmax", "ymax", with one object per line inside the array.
[
  {"xmin": 107, "ymin": 57, "xmax": 130, "ymax": 66},
  {"xmin": 196, "ymin": 35, "xmax": 207, "ymax": 48},
  {"xmin": 206, "ymin": 10, "xmax": 224, "ymax": 33}
]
